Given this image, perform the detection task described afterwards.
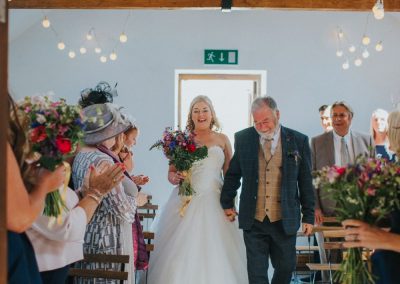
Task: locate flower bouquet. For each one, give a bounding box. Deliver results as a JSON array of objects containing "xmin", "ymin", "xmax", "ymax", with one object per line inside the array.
[
  {"xmin": 150, "ymin": 127, "xmax": 208, "ymax": 216},
  {"xmin": 313, "ymin": 157, "xmax": 400, "ymax": 284},
  {"xmin": 19, "ymin": 96, "xmax": 85, "ymax": 220}
]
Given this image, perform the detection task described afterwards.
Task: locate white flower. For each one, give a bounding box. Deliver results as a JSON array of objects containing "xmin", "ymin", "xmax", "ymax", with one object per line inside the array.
[{"xmin": 36, "ymin": 113, "xmax": 46, "ymax": 124}]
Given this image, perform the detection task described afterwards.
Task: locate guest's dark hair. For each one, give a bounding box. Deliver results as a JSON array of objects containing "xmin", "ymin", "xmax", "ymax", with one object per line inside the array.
[
  {"xmin": 79, "ymin": 81, "xmax": 117, "ymax": 108},
  {"xmin": 319, "ymin": 104, "xmax": 328, "ymax": 112}
]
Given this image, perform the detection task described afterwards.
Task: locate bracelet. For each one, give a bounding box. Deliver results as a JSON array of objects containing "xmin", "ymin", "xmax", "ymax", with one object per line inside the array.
[
  {"xmin": 86, "ymin": 188, "xmax": 103, "ymax": 199},
  {"xmin": 87, "ymin": 193, "xmax": 102, "ymax": 205}
]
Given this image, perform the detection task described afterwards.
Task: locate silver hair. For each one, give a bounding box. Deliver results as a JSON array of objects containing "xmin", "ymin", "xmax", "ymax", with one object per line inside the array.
[{"xmin": 251, "ymin": 96, "xmax": 278, "ymax": 113}]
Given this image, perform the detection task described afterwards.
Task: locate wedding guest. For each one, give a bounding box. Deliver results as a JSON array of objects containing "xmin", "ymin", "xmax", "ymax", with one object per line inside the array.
[
  {"xmin": 112, "ymin": 122, "xmax": 150, "ymax": 271},
  {"xmin": 311, "ymin": 101, "xmax": 374, "ymax": 281},
  {"xmin": 319, "ymin": 104, "xmax": 333, "ymax": 133},
  {"xmin": 343, "ymin": 110, "xmax": 400, "ymax": 284},
  {"xmin": 7, "ymin": 95, "xmax": 66, "ymax": 284},
  {"xmin": 371, "ymin": 108, "xmax": 395, "ymax": 161},
  {"xmin": 27, "ymin": 162, "xmax": 125, "ymax": 284},
  {"xmin": 72, "ymin": 103, "xmax": 138, "ymax": 284}
]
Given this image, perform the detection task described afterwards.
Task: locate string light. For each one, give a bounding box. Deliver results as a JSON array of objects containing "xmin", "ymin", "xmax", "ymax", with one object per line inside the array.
[
  {"xmin": 119, "ymin": 33, "xmax": 128, "ymax": 43},
  {"xmin": 348, "ymin": 45, "xmax": 356, "ymax": 53},
  {"xmin": 372, "ymin": 0, "xmax": 384, "ymax": 20},
  {"xmin": 42, "ymin": 16, "xmax": 50, "ymax": 28},
  {"xmin": 362, "ymin": 49, "xmax": 370, "ymax": 58},
  {"xmin": 68, "ymin": 51, "xmax": 76, "ymax": 59},
  {"xmin": 338, "ymin": 29, "xmax": 344, "ymax": 39},
  {"xmin": 354, "ymin": 58, "xmax": 363, "ymax": 67},
  {"xmin": 375, "ymin": 41, "xmax": 383, "ymax": 52},
  {"xmin": 342, "ymin": 60, "xmax": 350, "ymax": 70},
  {"xmin": 362, "ymin": 35, "xmax": 371, "ymax": 45},
  {"xmin": 110, "ymin": 52, "xmax": 117, "ymax": 61},
  {"xmin": 57, "ymin": 42, "xmax": 65, "ymax": 50},
  {"xmin": 336, "ymin": 50, "xmax": 343, "ymax": 57},
  {"xmin": 40, "ymin": 12, "xmax": 132, "ymax": 63}
]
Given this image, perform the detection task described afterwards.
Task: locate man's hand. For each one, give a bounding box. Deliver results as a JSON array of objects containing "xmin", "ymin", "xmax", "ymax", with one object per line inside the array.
[
  {"xmin": 302, "ymin": 223, "xmax": 314, "ymax": 236},
  {"xmin": 314, "ymin": 208, "xmax": 324, "ymax": 225},
  {"xmin": 224, "ymin": 208, "xmax": 237, "ymax": 222}
]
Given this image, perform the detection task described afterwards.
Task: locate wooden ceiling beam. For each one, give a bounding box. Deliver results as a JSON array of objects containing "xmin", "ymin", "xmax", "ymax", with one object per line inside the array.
[{"xmin": 8, "ymin": 0, "xmax": 400, "ymax": 11}]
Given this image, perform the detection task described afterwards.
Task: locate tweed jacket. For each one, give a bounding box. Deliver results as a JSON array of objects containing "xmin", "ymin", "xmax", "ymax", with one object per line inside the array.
[{"xmin": 221, "ymin": 126, "xmax": 315, "ymax": 235}]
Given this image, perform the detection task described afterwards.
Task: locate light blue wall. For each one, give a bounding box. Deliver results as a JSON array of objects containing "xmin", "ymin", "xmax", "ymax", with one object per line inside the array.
[{"xmin": 9, "ymin": 9, "xmax": 400, "ymax": 207}]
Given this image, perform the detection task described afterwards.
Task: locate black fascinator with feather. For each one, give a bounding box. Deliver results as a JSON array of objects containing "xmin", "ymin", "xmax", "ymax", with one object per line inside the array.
[{"xmin": 79, "ymin": 81, "xmax": 118, "ymax": 108}]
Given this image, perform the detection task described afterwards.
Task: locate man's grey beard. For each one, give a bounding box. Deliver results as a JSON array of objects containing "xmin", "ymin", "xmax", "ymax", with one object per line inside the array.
[{"xmin": 255, "ymin": 128, "xmax": 275, "ymax": 140}]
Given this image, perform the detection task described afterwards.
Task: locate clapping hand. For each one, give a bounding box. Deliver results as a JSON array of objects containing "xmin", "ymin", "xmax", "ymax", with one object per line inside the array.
[
  {"xmin": 132, "ymin": 174, "xmax": 150, "ymax": 186},
  {"xmin": 88, "ymin": 163, "xmax": 125, "ymax": 196}
]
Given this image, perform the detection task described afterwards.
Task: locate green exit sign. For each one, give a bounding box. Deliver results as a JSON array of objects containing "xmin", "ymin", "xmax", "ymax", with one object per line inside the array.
[{"xmin": 204, "ymin": 49, "xmax": 238, "ymax": 65}]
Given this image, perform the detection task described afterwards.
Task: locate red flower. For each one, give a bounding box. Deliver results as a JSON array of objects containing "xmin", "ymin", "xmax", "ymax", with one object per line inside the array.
[
  {"xmin": 335, "ymin": 166, "xmax": 346, "ymax": 176},
  {"xmin": 55, "ymin": 136, "xmax": 72, "ymax": 154},
  {"xmin": 187, "ymin": 144, "xmax": 196, "ymax": 153},
  {"xmin": 30, "ymin": 125, "xmax": 47, "ymax": 143}
]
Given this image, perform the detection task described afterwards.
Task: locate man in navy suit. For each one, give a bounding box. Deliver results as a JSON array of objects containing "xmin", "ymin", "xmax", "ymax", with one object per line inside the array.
[{"xmin": 221, "ymin": 96, "xmax": 314, "ymax": 284}]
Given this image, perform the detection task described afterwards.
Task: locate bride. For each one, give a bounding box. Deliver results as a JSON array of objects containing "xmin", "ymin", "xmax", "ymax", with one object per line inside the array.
[{"xmin": 147, "ymin": 95, "xmax": 248, "ymax": 284}]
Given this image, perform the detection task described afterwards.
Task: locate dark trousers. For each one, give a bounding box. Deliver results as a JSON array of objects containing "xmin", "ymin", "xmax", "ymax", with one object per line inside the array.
[
  {"xmin": 40, "ymin": 265, "xmax": 70, "ymax": 284},
  {"xmin": 8, "ymin": 231, "xmax": 42, "ymax": 284},
  {"xmin": 243, "ymin": 217, "xmax": 296, "ymax": 284}
]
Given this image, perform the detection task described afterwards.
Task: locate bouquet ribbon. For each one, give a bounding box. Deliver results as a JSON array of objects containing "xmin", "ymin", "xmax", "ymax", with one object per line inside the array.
[{"xmin": 178, "ymin": 169, "xmax": 193, "ymax": 217}]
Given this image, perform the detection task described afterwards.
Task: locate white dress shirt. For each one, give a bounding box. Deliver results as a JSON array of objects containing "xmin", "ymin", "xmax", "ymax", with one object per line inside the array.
[{"xmin": 333, "ymin": 130, "xmax": 355, "ymax": 166}]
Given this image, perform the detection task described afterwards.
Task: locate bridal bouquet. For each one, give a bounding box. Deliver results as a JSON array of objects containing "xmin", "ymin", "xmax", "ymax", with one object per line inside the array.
[
  {"xmin": 313, "ymin": 157, "xmax": 400, "ymax": 284},
  {"xmin": 19, "ymin": 96, "xmax": 85, "ymax": 220},
  {"xmin": 150, "ymin": 127, "xmax": 208, "ymax": 216}
]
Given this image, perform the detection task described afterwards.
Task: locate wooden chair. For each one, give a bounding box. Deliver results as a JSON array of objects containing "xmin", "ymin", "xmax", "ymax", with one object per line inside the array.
[
  {"xmin": 68, "ymin": 254, "xmax": 130, "ymax": 284},
  {"xmin": 305, "ymin": 229, "xmax": 346, "ymax": 284}
]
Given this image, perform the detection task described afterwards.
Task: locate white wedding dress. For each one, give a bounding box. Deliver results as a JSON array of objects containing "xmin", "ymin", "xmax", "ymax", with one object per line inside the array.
[{"xmin": 147, "ymin": 146, "xmax": 248, "ymax": 284}]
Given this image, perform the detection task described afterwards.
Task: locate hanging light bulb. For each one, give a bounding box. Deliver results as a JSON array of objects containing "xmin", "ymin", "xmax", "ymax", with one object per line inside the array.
[
  {"xmin": 68, "ymin": 51, "xmax": 76, "ymax": 59},
  {"xmin": 100, "ymin": 56, "xmax": 107, "ymax": 63},
  {"xmin": 348, "ymin": 45, "xmax": 356, "ymax": 53},
  {"xmin": 336, "ymin": 50, "xmax": 343, "ymax": 57},
  {"xmin": 86, "ymin": 30, "xmax": 93, "ymax": 40},
  {"xmin": 80, "ymin": 47, "xmax": 87, "ymax": 54},
  {"xmin": 57, "ymin": 41, "xmax": 65, "ymax": 50},
  {"xmin": 94, "ymin": 47, "xmax": 101, "ymax": 54},
  {"xmin": 362, "ymin": 49, "xmax": 370, "ymax": 58},
  {"xmin": 110, "ymin": 52, "xmax": 117, "ymax": 61},
  {"xmin": 372, "ymin": 0, "xmax": 384, "ymax": 20},
  {"xmin": 338, "ymin": 29, "xmax": 344, "ymax": 39},
  {"xmin": 354, "ymin": 58, "xmax": 363, "ymax": 67},
  {"xmin": 42, "ymin": 16, "xmax": 50, "ymax": 28},
  {"xmin": 119, "ymin": 32, "xmax": 128, "ymax": 43},
  {"xmin": 375, "ymin": 41, "xmax": 383, "ymax": 52},
  {"xmin": 362, "ymin": 35, "xmax": 371, "ymax": 46},
  {"xmin": 342, "ymin": 60, "xmax": 350, "ymax": 70}
]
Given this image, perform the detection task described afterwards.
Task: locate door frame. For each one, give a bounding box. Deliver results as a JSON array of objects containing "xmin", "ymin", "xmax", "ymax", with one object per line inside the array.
[{"xmin": 175, "ymin": 69, "xmax": 267, "ymax": 128}]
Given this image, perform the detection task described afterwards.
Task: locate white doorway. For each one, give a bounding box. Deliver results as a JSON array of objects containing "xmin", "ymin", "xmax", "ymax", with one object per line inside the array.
[{"xmin": 175, "ymin": 70, "xmax": 267, "ymax": 145}]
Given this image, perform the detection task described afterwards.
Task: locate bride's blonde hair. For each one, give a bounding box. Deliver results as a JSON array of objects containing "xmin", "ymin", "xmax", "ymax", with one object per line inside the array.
[{"xmin": 186, "ymin": 95, "xmax": 220, "ymax": 132}]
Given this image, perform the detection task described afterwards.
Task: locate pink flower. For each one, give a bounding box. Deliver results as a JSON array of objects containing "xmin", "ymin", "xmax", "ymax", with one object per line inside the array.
[
  {"xmin": 30, "ymin": 126, "xmax": 47, "ymax": 143},
  {"xmin": 366, "ymin": 188, "xmax": 376, "ymax": 196}
]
